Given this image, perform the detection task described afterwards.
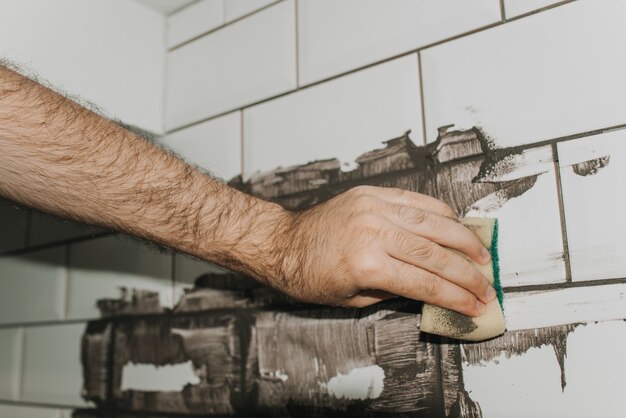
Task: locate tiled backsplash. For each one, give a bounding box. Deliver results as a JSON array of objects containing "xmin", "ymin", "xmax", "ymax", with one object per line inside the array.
[{"xmin": 2, "ymin": 0, "xmax": 626, "ymax": 416}]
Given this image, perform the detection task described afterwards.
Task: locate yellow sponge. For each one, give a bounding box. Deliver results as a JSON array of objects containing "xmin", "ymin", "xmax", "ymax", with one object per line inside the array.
[{"xmin": 419, "ymin": 217, "xmax": 505, "ymax": 341}]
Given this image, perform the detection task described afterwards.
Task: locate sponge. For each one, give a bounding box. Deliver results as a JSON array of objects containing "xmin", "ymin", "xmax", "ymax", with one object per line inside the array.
[{"xmin": 419, "ymin": 217, "xmax": 505, "ymax": 341}]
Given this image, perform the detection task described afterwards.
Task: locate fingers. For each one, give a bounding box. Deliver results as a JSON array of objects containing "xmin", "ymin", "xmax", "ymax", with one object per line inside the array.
[
  {"xmin": 365, "ymin": 259, "xmax": 487, "ymax": 316},
  {"xmin": 386, "ymin": 203, "xmax": 491, "ymax": 265},
  {"xmin": 383, "ymin": 226, "xmax": 496, "ymax": 305},
  {"xmin": 350, "ymin": 185, "xmax": 457, "ymax": 219}
]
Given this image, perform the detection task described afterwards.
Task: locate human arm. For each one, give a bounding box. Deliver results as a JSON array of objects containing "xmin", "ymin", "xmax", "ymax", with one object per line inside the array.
[{"xmin": 0, "ymin": 64, "xmax": 495, "ymax": 315}]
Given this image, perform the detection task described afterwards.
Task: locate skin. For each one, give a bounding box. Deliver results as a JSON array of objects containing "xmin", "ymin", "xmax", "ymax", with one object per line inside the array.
[{"xmin": 0, "ymin": 64, "xmax": 496, "ymax": 316}]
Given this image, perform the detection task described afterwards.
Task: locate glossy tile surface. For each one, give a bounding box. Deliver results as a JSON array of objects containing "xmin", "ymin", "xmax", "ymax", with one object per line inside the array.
[
  {"xmin": 167, "ymin": 0, "xmax": 224, "ymax": 48},
  {"xmin": 67, "ymin": 236, "xmax": 172, "ymax": 320},
  {"xmin": 243, "ymin": 54, "xmax": 422, "ymax": 178},
  {"xmin": 159, "ymin": 111, "xmax": 241, "ymax": 181},
  {"xmin": 558, "ymin": 130, "xmax": 626, "ymax": 281},
  {"xmin": 29, "ymin": 213, "xmax": 100, "ymax": 247},
  {"xmin": 421, "ymin": 1, "xmax": 626, "ymax": 147},
  {"xmin": 224, "ymin": 0, "xmax": 277, "ymax": 21},
  {"xmin": 0, "ymin": 247, "xmax": 66, "ymax": 324},
  {"xmin": 22, "ymin": 323, "xmax": 89, "ymax": 406},
  {"xmin": 0, "ymin": 328, "xmax": 22, "ymax": 400},
  {"xmin": 166, "ymin": 0, "xmax": 296, "ymax": 129},
  {"xmin": 298, "ymin": 0, "xmax": 500, "ymax": 84},
  {"xmin": 504, "ymin": 0, "xmax": 563, "ymax": 18}
]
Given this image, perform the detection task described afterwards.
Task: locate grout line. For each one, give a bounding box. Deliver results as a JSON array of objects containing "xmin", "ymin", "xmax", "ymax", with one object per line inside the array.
[
  {"xmin": 0, "ymin": 231, "xmax": 114, "ymax": 258},
  {"xmin": 15, "ymin": 328, "xmax": 24, "ymax": 401},
  {"xmin": 240, "ymin": 110, "xmax": 245, "ymax": 179},
  {"xmin": 0, "ymin": 318, "xmax": 91, "ymax": 330},
  {"xmin": 416, "ymin": 51, "xmax": 428, "ymax": 146},
  {"xmin": 0, "ymin": 399, "xmax": 84, "ymax": 411},
  {"xmin": 552, "ymin": 143, "xmax": 573, "ymax": 282},
  {"xmin": 166, "ymin": 0, "xmax": 203, "ymax": 17},
  {"xmin": 61, "ymin": 245, "xmax": 70, "ymax": 320},
  {"xmin": 503, "ymin": 277, "xmax": 626, "ymax": 293},
  {"xmin": 294, "ymin": 0, "xmax": 300, "ymax": 88},
  {"xmin": 505, "ymin": 0, "xmax": 576, "ymax": 23},
  {"xmin": 168, "ymin": 0, "xmax": 285, "ymax": 51},
  {"xmin": 499, "ymin": 0, "xmax": 507, "ymax": 21}
]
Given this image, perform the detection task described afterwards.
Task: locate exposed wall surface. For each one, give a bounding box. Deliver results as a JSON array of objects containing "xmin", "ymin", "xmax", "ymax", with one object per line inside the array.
[{"xmin": 2, "ymin": 0, "xmax": 626, "ymax": 417}]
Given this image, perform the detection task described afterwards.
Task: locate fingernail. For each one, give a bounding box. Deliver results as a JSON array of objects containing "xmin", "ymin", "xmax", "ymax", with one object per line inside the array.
[
  {"xmin": 486, "ymin": 286, "xmax": 496, "ymax": 302},
  {"xmin": 476, "ymin": 301, "xmax": 486, "ymax": 315},
  {"xmin": 481, "ymin": 247, "xmax": 491, "ymax": 263}
]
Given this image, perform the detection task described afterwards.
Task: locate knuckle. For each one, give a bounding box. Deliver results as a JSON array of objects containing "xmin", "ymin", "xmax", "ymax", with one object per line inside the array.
[
  {"xmin": 432, "ymin": 248, "xmax": 449, "ymax": 270},
  {"xmin": 413, "ymin": 208, "xmax": 428, "ymax": 224},
  {"xmin": 349, "ymin": 254, "xmax": 383, "ymax": 278},
  {"xmin": 421, "ymin": 274, "xmax": 441, "ymax": 299}
]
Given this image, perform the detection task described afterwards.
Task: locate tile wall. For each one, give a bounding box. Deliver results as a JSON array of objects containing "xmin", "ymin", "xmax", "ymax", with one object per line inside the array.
[{"xmin": 2, "ymin": 0, "xmax": 626, "ymax": 416}]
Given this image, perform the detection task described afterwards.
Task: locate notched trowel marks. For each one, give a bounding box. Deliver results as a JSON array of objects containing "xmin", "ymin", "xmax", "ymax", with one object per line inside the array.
[{"xmin": 572, "ymin": 155, "xmax": 610, "ymax": 176}]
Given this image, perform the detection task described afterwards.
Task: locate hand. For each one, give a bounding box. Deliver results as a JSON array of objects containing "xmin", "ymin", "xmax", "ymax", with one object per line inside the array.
[{"xmin": 276, "ymin": 186, "xmax": 496, "ymax": 316}]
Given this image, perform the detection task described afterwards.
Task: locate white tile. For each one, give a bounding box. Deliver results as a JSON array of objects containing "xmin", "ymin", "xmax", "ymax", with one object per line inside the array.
[
  {"xmin": 67, "ymin": 236, "xmax": 172, "ymax": 320},
  {"xmin": 0, "ymin": 247, "xmax": 66, "ymax": 324},
  {"xmin": 504, "ymin": 0, "xmax": 563, "ymax": 18},
  {"xmin": 134, "ymin": 0, "xmax": 197, "ymax": 15},
  {"xmin": 503, "ymin": 283, "xmax": 626, "ymax": 331},
  {"xmin": 167, "ymin": 0, "xmax": 224, "ymax": 48},
  {"xmin": 466, "ymin": 148, "xmax": 565, "ymax": 286},
  {"xmin": 421, "ymin": 0, "xmax": 626, "ymax": 147},
  {"xmin": 165, "ymin": 0, "xmax": 296, "ymax": 130},
  {"xmin": 298, "ymin": 0, "xmax": 500, "ymax": 85},
  {"xmin": 22, "ymin": 323, "xmax": 89, "ymax": 406},
  {"xmin": 29, "ymin": 213, "xmax": 100, "ymax": 247},
  {"xmin": 558, "ymin": 130, "xmax": 626, "ymax": 281},
  {"xmin": 0, "ymin": 200, "xmax": 27, "ymax": 253},
  {"xmin": 0, "ymin": 328, "xmax": 22, "ymax": 400},
  {"xmin": 243, "ymin": 54, "xmax": 422, "ymax": 178},
  {"xmin": 462, "ymin": 320, "xmax": 626, "ymax": 418},
  {"xmin": 159, "ymin": 111, "xmax": 242, "ymax": 180},
  {"xmin": 0, "ymin": 404, "xmax": 62, "ymax": 418},
  {"xmin": 225, "ymin": 0, "xmax": 276, "ymax": 21},
  {"xmin": 0, "ymin": 0, "xmax": 165, "ymax": 133}
]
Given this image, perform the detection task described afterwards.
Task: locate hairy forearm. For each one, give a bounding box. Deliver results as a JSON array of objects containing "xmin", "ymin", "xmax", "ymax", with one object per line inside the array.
[{"xmin": 0, "ymin": 64, "xmax": 289, "ymax": 281}]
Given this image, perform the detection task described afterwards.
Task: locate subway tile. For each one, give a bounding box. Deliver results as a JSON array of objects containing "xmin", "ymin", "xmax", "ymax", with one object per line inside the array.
[
  {"xmin": 465, "ymin": 147, "xmax": 565, "ymax": 287},
  {"xmin": 462, "ymin": 320, "xmax": 626, "ymax": 417},
  {"xmin": 504, "ymin": 0, "xmax": 564, "ymax": 18},
  {"xmin": 165, "ymin": 0, "xmax": 296, "ymax": 130},
  {"xmin": 167, "ymin": 0, "xmax": 225, "ymax": 48},
  {"xmin": 29, "ymin": 213, "xmax": 100, "ymax": 247},
  {"xmin": 22, "ymin": 323, "xmax": 89, "ymax": 406},
  {"xmin": 0, "ymin": 404, "xmax": 62, "ymax": 418},
  {"xmin": 298, "ymin": 0, "xmax": 500, "ymax": 85},
  {"xmin": 159, "ymin": 111, "xmax": 241, "ymax": 181},
  {"xmin": 225, "ymin": 0, "xmax": 277, "ymax": 22},
  {"xmin": 0, "ymin": 328, "xmax": 22, "ymax": 400},
  {"xmin": 0, "ymin": 247, "xmax": 66, "ymax": 324},
  {"xmin": 243, "ymin": 54, "xmax": 422, "ymax": 179},
  {"xmin": 421, "ymin": 0, "xmax": 626, "ymax": 147},
  {"xmin": 558, "ymin": 130, "xmax": 626, "ymax": 281},
  {"xmin": 0, "ymin": 199, "xmax": 27, "ymax": 253},
  {"xmin": 67, "ymin": 236, "xmax": 172, "ymax": 320}
]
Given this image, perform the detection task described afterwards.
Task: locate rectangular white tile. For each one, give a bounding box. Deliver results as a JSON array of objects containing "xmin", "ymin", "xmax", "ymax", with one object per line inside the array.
[
  {"xmin": 0, "ymin": 328, "xmax": 22, "ymax": 400},
  {"xmin": 243, "ymin": 54, "xmax": 422, "ymax": 178},
  {"xmin": 159, "ymin": 111, "xmax": 241, "ymax": 180},
  {"xmin": 166, "ymin": 0, "xmax": 296, "ymax": 130},
  {"xmin": 298, "ymin": 0, "xmax": 500, "ymax": 85},
  {"xmin": 466, "ymin": 147, "xmax": 565, "ymax": 286},
  {"xmin": 504, "ymin": 0, "xmax": 564, "ymax": 18},
  {"xmin": 67, "ymin": 236, "xmax": 172, "ymax": 320},
  {"xmin": 167, "ymin": 0, "xmax": 224, "ymax": 48},
  {"xmin": 421, "ymin": 0, "xmax": 626, "ymax": 147},
  {"xmin": 0, "ymin": 199, "xmax": 27, "ymax": 253},
  {"xmin": 462, "ymin": 320, "xmax": 626, "ymax": 418},
  {"xmin": 22, "ymin": 323, "xmax": 89, "ymax": 406},
  {"xmin": 0, "ymin": 404, "xmax": 62, "ymax": 418},
  {"xmin": 558, "ymin": 130, "xmax": 626, "ymax": 281},
  {"xmin": 29, "ymin": 213, "xmax": 100, "ymax": 247},
  {"xmin": 0, "ymin": 247, "xmax": 66, "ymax": 324},
  {"xmin": 225, "ymin": 0, "xmax": 277, "ymax": 22}
]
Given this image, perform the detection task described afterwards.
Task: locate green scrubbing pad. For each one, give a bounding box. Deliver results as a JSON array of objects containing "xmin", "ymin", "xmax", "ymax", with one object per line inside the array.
[{"xmin": 419, "ymin": 217, "xmax": 506, "ymax": 342}]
